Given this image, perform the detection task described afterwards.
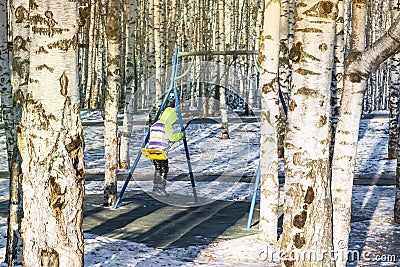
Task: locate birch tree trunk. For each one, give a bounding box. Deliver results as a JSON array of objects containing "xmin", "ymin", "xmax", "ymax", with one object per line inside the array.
[
  {"xmin": 147, "ymin": 0, "xmax": 155, "ymax": 107},
  {"xmin": 280, "ymin": 1, "xmax": 337, "ymax": 266},
  {"xmin": 257, "ymin": 0, "xmax": 281, "ymax": 243},
  {"xmin": 397, "ymin": 128, "xmax": 400, "ymax": 222},
  {"xmin": 217, "ymin": 0, "xmax": 229, "ymax": 139},
  {"xmin": 119, "ymin": 0, "xmax": 137, "ymax": 169},
  {"xmin": 331, "ymin": 2, "xmax": 367, "ymax": 266},
  {"xmin": 395, "ymin": 5, "xmax": 400, "ymax": 219},
  {"xmin": 331, "ymin": 0, "xmax": 346, "ymax": 138},
  {"xmin": 78, "ymin": 1, "xmax": 90, "ymax": 109},
  {"xmin": 388, "ymin": 6, "xmax": 400, "ymax": 159},
  {"xmin": 278, "ymin": 0, "xmax": 291, "ymax": 98},
  {"xmin": 2, "ymin": 0, "xmax": 23, "ymax": 265},
  {"xmin": 0, "ymin": 0, "xmax": 12, "ymax": 167},
  {"xmin": 277, "ymin": 0, "xmax": 291, "ymax": 158},
  {"xmin": 8, "ymin": 0, "xmax": 30, "ymax": 264},
  {"xmin": 90, "ymin": 1, "xmax": 104, "ymax": 108},
  {"xmin": 19, "ymin": 1, "xmax": 85, "ymax": 265},
  {"xmin": 332, "ymin": 8, "xmax": 400, "ymax": 267},
  {"xmin": 103, "ymin": 0, "xmax": 122, "ymax": 206},
  {"xmin": 85, "ymin": 0, "xmax": 97, "ymax": 108},
  {"xmin": 119, "ymin": 0, "xmax": 127, "ymax": 108},
  {"xmin": 167, "ymin": 0, "xmax": 176, "ymax": 62},
  {"xmin": 154, "ymin": 0, "xmax": 163, "ymax": 103}
]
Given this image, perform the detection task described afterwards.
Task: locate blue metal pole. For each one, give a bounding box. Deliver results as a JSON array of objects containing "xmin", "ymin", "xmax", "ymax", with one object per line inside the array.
[
  {"xmin": 114, "ymin": 51, "xmax": 180, "ymax": 208},
  {"xmin": 172, "ymin": 48, "xmax": 198, "ymax": 202},
  {"xmin": 246, "ymin": 162, "xmax": 260, "ymax": 229},
  {"xmin": 278, "ymin": 89, "xmax": 288, "ymax": 117},
  {"xmin": 114, "ymin": 138, "xmax": 147, "ymax": 208}
]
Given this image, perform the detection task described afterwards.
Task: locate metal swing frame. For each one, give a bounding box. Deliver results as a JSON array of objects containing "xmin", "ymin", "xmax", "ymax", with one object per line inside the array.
[
  {"xmin": 115, "ymin": 47, "xmax": 288, "ymax": 230},
  {"xmin": 114, "ymin": 48, "xmax": 197, "ymax": 208}
]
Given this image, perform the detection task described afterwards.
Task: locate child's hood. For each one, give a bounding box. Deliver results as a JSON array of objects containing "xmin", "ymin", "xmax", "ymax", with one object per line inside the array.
[{"xmin": 159, "ymin": 107, "xmax": 178, "ymax": 124}]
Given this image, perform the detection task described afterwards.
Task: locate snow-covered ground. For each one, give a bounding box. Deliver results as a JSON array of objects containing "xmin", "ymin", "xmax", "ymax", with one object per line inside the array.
[{"xmin": 0, "ymin": 111, "xmax": 399, "ymax": 266}]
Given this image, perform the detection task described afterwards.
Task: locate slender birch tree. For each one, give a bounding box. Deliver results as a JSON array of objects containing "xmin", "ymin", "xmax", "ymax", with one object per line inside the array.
[
  {"xmin": 278, "ymin": 0, "xmax": 292, "ymax": 98},
  {"xmin": 331, "ymin": 0, "xmax": 346, "ymax": 135},
  {"xmin": 77, "ymin": 1, "xmax": 90, "ymax": 108},
  {"xmin": 396, "ymin": 122, "xmax": 400, "ymax": 223},
  {"xmin": 397, "ymin": 129, "xmax": 400, "ymax": 223},
  {"xmin": 331, "ymin": 1, "xmax": 367, "ymax": 266},
  {"xmin": 85, "ymin": 0, "xmax": 98, "ymax": 108},
  {"xmin": 91, "ymin": 2, "xmax": 106, "ymax": 109},
  {"xmin": 167, "ymin": 0, "xmax": 177, "ymax": 63},
  {"xmin": 18, "ymin": 1, "xmax": 85, "ymax": 265},
  {"xmin": 1, "ymin": 0, "xmax": 17, "ymax": 264},
  {"xmin": 280, "ymin": 1, "xmax": 337, "ymax": 266},
  {"xmin": 154, "ymin": 0, "xmax": 163, "ymax": 103},
  {"xmin": 7, "ymin": 0, "xmax": 30, "ymax": 264},
  {"xmin": 277, "ymin": 0, "xmax": 291, "ymax": 158},
  {"xmin": 146, "ymin": 0, "xmax": 155, "ymax": 107},
  {"xmin": 119, "ymin": 0, "xmax": 138, "ymax": 169},
  {"xmin": 257, "ymin": 0, "xmax": 281, "ymax": 243},
  {"xmin": 0, "ymin": 0, "xmax": 12, "ymax": 166},
  {"xmin": 103, "ymin": 0, "xmax": 122, "ymax": 206},
  {"xmin": 388, "ymin": 5, "xmax": 400, "ymax": 159},
  {"xmin": 332, "ymin": 7, "xmax": 400, "ymax": 267},
  {"xmin": 396, "ymin": 2, "xmax": 400, "ymax": 221},
  {"xmin": 217, "ymin": 0, "xmax": 229, "ymax": 139}
]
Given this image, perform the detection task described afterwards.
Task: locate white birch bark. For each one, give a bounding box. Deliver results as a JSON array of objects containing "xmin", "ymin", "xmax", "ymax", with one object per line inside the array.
[
  {"xmin": 396, "ymin": 1, "xmax": 400, "ymax": 225},
  {"xmin": 160, "ymin": 0, "xmax": 166, "ymax": 69},
  {"xmin": 396, "ymin": 146, "xmax": 400, "ymax": 223},
  {"xmin": 119, "ymin": 0, "xmax": 137, "ymax": 169},
  {"xmin": 119, "ymin": 0, "xmax": 127, "ymax": 108},
  {"xmin": 103, "ymin": 0, "xmax": 122, "ymax": 206},
  {"xmin": 147, "ymin": 0, "xmax": 155, "ymax": 107},
  {"xmin": 278, "ymin": 0, "xmax": 291, "ymax": 96},
  {"xmin": 167, "ymin": 0, "xmax": 176, "ymax": 62},
  {"xmin": 332, "ymin": 8, "xmax": 400, "ymax": 267},
  {"xmin": 250, "ymin": 0, "xmax": 265, "ymax": 112},
  {"xmin": 85, "ymin": 0, "xmax": 97, "ymax": 108},
  {"xmin": 331, "ymin": 0, "xmax": 346, "ymax": 137},
  {"xmin": 0, "ymin": 0, "xmax": 12, "ymax": 167},
  {"xmin": 19, "ymin": 1, "xmax": 85, "ymax": 265},
  {"xmin": 332, "ymin": 2, "xmax": 367, "ymax": 266},
  {"xmin": 154, "ymin": 0, "xmax": 162, "ymax": 103},
  {"xmin": 217, "ymin": 0, "xmax": 229, "ymax": 139},
  {"xmin": 90, "ymin": 3, "xmax": 105, "ymax": 109},
  {"xmin": 198, "ymin": 0, "xmax": 208, "ymax": 116},
  {"xmin": 277, "ymin": 0, "xmax": 291, "ymax": 158},
  {"xmin": 388, "ymin": 6, "xmax": 400, "ymax": 159},
  {"xmin": 257, "ymin": 0, "xmax": 281, "ymax": 244},
  {"xmin": 7, "ymin": 0, "xmax": 30, "ymax": 264},
  {"xmin": 77, "ymin": 1, "xmax": 90, "ymax": 108},
  {"xmin": 280, "ymin": 1, "xmax": 337, "ymax": 266}
]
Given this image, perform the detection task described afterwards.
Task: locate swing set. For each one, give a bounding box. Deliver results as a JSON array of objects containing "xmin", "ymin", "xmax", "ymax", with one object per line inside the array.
[{"xmin": 114, "ymin": 48, "xmax": 287, "ymax": 231}]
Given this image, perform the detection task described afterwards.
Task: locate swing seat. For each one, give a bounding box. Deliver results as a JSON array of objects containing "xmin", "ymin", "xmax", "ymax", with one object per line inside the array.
[{"xmin": 141, "ymin": 148, "xmax": 168, "ymax": 160}]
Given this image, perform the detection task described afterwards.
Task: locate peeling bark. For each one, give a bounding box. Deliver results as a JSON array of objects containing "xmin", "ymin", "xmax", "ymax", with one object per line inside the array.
[
  {"xmin": 388, "ymin": 7, "xmax": 400, "ymax": 159},
  {"xmin": 119, "ymin": 0, "xmax": 138, "ymax": 169},
  {"xmin": 332, "ymin": 6, "xmax": 400, "ymax": 267},
  {"xmin": 280, "ymin": 1, "xmax": 337, "ymax": 266},
  {"xmin": 20, "ymin": 2, "xmax": 84, "ymax": 265},
  {"xmin": 258, "ymin": 0, "xmax": 281, "ymax": 243},
  {"xmin": 103, "ymin": 0, "xmax": 122, "ymax": 206}
]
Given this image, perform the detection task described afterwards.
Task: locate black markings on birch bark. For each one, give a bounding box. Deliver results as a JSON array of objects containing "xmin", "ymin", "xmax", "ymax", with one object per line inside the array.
[{"xmin": 59, "ymin": 71, "xmax": 68, "ymax": 97}]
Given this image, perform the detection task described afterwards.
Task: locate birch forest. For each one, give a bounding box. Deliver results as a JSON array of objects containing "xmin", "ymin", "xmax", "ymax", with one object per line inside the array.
[{"xmin": 0, "ymin": 0, "xmax": 400, "ymax": 266}]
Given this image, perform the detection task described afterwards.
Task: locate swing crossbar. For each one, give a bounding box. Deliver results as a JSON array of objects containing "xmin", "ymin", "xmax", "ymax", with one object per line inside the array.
[{"xmin": 178, "ymin": 50, "xmax": 258, "ymax": 58}]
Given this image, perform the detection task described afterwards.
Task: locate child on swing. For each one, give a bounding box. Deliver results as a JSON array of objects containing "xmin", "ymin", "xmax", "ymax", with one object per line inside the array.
[{"xmin": 148, "ymin": 95, "xmax": 184, "ymax": 196}]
